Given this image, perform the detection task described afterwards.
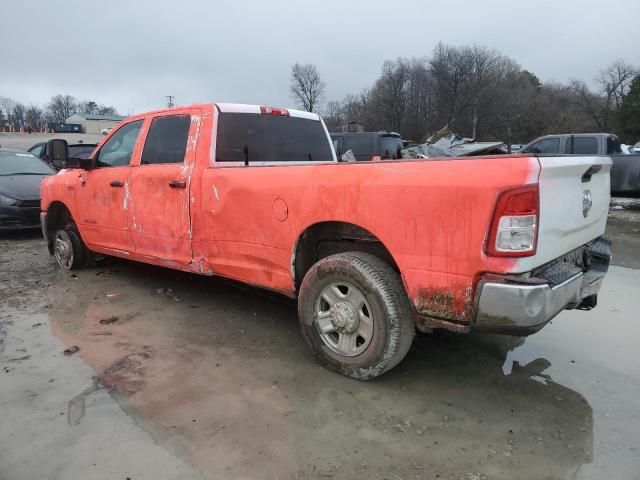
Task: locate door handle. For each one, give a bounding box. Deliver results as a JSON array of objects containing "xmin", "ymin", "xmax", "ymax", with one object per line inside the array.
[
  {"xmin": 110, "ymin": 180, "xmax": 124, "ymax": 188},
  {"xmin": 169, "ymin": 180, "xmax": 186, "ymax": 189}
]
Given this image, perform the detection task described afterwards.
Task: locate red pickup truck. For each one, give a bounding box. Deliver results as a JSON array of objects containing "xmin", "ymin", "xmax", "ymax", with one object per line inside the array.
[{"xmin": 40, "ymin": 103, "xmax": 612, "ymax": 379}]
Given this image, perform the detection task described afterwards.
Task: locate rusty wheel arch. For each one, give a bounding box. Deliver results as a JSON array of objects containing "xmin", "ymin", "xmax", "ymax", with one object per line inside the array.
[{"xmin": 291, "ymin": 221, "xmax": 401, "ymax": 292}]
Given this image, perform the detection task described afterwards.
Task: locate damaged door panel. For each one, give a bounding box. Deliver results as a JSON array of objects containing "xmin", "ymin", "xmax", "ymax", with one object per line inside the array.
[{"xmin": 126, "ymin": 111, "xmax": 199, "ymax": 264}]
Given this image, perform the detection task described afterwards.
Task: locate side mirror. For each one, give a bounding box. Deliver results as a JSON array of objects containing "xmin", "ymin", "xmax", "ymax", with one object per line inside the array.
[
  {"xmin": 47, "ymin": 139, "xmax": 93, "ymax": 169},
  {"xmin": 47, "ymin": 139, "xmax": 68, "ymax": 165}
]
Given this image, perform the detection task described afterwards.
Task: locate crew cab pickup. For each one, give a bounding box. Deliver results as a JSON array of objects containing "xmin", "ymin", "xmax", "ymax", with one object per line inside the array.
[{"xmin": 40, "ymin": 103, "xmax": 612, "ymax": 379}]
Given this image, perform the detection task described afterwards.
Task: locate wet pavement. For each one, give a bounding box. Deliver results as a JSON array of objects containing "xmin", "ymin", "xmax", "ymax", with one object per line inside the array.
[{"xmin": 1, "ymin": 217, "xmax": 639, "ymax": 479}]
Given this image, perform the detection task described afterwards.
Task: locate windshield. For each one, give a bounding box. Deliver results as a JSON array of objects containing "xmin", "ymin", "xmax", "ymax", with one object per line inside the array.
[
  {"xmin": 0, "ymin": 151, "xmax": 55, "ymax": 175},
  {"xmin": 380, "ymin": 136, "xmax": 403, "ymax": 159},
  {"xmin": 68, "ymin": 145, "xmax": 96, "ymax": 159}
]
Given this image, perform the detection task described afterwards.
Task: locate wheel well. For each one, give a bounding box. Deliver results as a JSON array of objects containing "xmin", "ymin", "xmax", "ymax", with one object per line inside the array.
[
  {"xmin": 45, "ymin": 202, "xmax": 72, "ymax": 251},
  {"xmin": 292, "ymin": 222, "xmax": 399, "ymax": 291}
]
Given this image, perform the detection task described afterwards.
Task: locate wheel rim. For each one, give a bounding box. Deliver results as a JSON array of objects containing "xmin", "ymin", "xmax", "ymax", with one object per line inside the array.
[
  {"xmin": 315, "ymin": 281, "xmax": 374, "ymax": 357},
  {"xmin": 54, "ymin": 231, "xmax": 74, "ymax": 270}
]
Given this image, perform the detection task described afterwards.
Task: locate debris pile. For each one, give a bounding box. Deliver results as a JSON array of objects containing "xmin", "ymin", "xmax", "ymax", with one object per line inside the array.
[{"xmin": 402, "ymin": 126, "xmax": 505, "ymax": 158}]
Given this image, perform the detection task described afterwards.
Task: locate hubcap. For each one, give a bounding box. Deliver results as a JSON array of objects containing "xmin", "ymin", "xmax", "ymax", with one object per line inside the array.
[
  {"xmin": 54, "ymin": 231, "xmax": 74, "ymax": 270},
  {"xmin": 315, "ymin": 282, "xmax": 373, "ymax": 357}
]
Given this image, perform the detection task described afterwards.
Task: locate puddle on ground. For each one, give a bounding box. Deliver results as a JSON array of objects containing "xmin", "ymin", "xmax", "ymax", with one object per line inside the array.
[{"xmin": 3, "ymin": 240, "xmax": 639, "ymax": 479}]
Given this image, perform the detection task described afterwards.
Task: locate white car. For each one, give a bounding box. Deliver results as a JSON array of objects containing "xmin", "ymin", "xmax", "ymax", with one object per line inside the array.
[{"xmin": 100, "ymin": 127, "xmax": 114, "ymax": 135}]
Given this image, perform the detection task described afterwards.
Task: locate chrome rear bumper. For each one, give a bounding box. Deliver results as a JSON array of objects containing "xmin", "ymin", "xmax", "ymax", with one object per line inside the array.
[{"xmin": 474, "ymin": 237, "xmax": 610, "ymax": 334}]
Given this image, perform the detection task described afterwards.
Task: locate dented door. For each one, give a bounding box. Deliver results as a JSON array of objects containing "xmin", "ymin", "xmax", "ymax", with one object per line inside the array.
[
  {"xmin": 76, "ymin": 119, "xmax": 143, "ymax": 252},
  {"xmin": 126, "ymin": 110, "xmax": 200, "ymax": 264}
]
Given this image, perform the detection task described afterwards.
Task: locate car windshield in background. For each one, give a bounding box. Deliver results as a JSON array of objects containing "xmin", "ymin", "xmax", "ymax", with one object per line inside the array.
[
  {"xmin": 68, "ymin": 145, "xmax": 96, "ymax": 159},
  {"xmin": 216, "ymin": 113, "xmax": 333, "ymax": 163},
  {"xmin": 380, "ymin": 136, "xmax": 403, "ymax": 159},
  {"xmin": 0, "ymin": 151, "xmax": 55, "ymax": 176}
]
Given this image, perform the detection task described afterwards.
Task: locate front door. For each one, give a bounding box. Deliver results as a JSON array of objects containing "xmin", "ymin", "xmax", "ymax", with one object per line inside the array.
[
  {"xmin": 126, "ymin": 112, "xmax": 195, "ymax": 264},
  {"xmin": 76, "ymin": 119, "xmax": 143, "ymax": 252}
]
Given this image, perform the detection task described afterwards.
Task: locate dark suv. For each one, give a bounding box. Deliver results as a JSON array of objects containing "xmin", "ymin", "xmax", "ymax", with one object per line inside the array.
[{"xmin": 330, "ymin": 132, "xmax": 403, "ymax": 161}]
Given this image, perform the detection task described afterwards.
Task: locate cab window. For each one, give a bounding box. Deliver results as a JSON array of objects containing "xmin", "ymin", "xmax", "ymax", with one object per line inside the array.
[
  {"xmin": 141, "ymin": 115, "xmax": 191, "ymax": 165},
  {"xmin": 564, "ymin": 136, "xmax": 598, "ymax": 154},
  {"xmin": 526, "ymin": 138, "xmax": 560, "ymax": 154},
  {"xmin": 96, "ymin": 120, "xmax": 143, "ymax": 167}
]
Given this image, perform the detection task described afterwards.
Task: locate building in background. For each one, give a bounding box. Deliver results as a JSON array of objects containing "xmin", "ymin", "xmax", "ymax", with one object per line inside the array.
[{"xmin": 65, "ymin": 113, "xmax": 127, "ymax": 134}]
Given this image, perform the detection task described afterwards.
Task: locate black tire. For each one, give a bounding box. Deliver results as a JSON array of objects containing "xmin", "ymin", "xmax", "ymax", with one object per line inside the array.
[
  {"xmin": 298, "ymin": 252, "xmax": 415, "ymax": 380},
  {"xmin": 53, "ymin": 222, "xmax": 89, "ymax": 271}
]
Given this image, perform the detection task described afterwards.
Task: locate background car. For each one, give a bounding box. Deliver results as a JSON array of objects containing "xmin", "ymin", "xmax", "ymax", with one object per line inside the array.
[
  {"xmin": 28, "ymin": 141, "xmax": 97, "ymax": 170},
  {"xmin": 0, "ymin": 148, "xmax": 55, "ymax": 231},
  {"xmin": 330, "ymin": 131, "xmax": 403, "ymax": 161},
  {"xmin": 100, "ymin": 127, "xmax": 113, "ymax": 135}
]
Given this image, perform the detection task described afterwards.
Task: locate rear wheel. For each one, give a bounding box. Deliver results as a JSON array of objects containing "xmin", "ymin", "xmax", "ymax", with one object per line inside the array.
[
  {"xmin": 53, "ymin": 223, "xmax": 88, "ymax": 271},
  {"xmin": 298, "ymin": 252, "xmax": 415, "ymax": 380}
]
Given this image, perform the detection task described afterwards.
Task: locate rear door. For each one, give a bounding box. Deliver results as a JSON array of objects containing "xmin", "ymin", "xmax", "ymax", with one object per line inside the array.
[{"xmin": 126, "ymin": 110, "xmax": 197, "ymax": 263}]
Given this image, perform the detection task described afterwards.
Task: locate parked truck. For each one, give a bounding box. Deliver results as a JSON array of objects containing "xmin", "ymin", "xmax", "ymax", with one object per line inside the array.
[
  {"xmin": 40, "ymin": 103, "xmax": 612, "ymax": 379},
  {"xmin": 520, "ymin": 133, "xmax": 640, "ymax": 198}
]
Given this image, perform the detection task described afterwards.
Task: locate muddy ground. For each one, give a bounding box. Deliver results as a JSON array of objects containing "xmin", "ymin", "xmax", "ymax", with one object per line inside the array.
[{"xmin": 1, "ymin": 136, "xmax": 639, "ymax": 479}]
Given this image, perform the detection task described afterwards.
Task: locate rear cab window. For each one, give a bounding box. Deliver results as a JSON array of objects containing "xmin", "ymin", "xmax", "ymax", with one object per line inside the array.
[
  {"xmin": 564, "ymin": 136, "xmax": 598, "ymax": 154},
  {"xmin": 216, "ymin": 111, "xmax": 334, "ymax": 165}
]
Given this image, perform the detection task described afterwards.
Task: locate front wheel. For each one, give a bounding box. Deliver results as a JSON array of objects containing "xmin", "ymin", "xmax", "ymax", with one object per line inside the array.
[
  {"xmin": 298, "ymin": 252, "xmax": 415, "ymax": 380},
  {"xmin": 53, "ymin": 223, "xmax": 89, "ymax": 271}
]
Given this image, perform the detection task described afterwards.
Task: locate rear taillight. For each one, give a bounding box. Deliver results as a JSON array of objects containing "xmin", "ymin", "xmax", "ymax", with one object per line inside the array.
[
  {"xmin": 260, "ymin": 106, "xmax": 289, "ymax": 116},
  {"xmin": 486, "ymin": 185, "xmax": 539, "ymax": 257}
]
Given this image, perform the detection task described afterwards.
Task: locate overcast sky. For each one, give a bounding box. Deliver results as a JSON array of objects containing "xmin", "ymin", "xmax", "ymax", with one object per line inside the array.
[{"xmin": 1, "ymin": 0, "xmax": 639, "ymax": 115}]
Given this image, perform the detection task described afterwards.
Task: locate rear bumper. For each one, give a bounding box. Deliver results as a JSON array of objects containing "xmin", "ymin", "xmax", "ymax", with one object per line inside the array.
[{"xmin": 474, "ymin": 237, "xmax": 610, "ymax": 334}]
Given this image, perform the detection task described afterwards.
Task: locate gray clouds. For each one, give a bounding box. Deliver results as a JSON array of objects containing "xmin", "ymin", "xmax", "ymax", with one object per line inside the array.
[{"xmin": 1, "ymin": 0, "xmax": 639, "ymax": 114}]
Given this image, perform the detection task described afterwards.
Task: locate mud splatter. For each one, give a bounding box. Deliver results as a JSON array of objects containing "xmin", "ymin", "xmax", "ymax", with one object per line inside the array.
[{"xmin": 415, "ymin": 284, "xmax": 473, "ymax": 321}]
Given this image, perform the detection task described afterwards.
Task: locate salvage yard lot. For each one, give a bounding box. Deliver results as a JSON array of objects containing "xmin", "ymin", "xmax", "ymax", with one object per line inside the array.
[{"xmin": 1, "ymin": 133, "xmax": 639, "ymax": 479}]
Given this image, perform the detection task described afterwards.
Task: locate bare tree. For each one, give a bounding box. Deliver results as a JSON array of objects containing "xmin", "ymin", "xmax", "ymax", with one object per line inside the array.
[
  {"xmin": 568, "ymin": 79, "xmax": 608, "ymax": 130},
  {"xmin": 597, "ymin": 60, "xmax": 637, "ymax": 113},
  {"xmin": 25, "ymin": 105, "xmax": 45, "ymax": 129},
  {"xmin": 322, "ymin": 100, "xmax": 343, "ymax": 129},
  {"xmin": 289, "ymin": 63, "xmax": 325, "ymax": 112},
  {"xmin": 370, "ymin": 59, "xmax": 410, "ymax": 132},
  {"xmin": 96, "ymin": 104, "xmax": 118, "ymax": 115},
  {"xmin": 10, "ymin": 103, "xmax": 26, "ymax": 128},
  {"xmin": 0, "ymin": 96, "xmax": 18, "ymax": 127},
  {"xmin": 78, "ymin": 100, "xmax": 98, "ymax": 115},
  {"xmin": 46, "ymin": 94, "xmax": 77, "ymax": 122},
  {"xmin": 429, "ymin": 43, "xmax": 474, "ymax": 127}
]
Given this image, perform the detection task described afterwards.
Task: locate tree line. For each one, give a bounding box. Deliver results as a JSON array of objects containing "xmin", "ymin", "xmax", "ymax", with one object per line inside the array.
[
  {"xmin": 0, "ymin": 94, "xmax": 119, "ymax": 131},
  {"xmin": 290, "ymin": 43, "xmax": 640, "ymax": 144}
]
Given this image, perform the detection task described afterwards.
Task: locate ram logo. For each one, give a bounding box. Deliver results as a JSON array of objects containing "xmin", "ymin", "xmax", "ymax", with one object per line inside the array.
[{"xmin": 582, "ymin": 190, "xmax": 593, "ymax": 218}]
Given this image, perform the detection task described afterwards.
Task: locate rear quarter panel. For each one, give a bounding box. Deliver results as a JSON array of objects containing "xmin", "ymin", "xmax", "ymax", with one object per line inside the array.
[{"xmin": 192, "ymin": 155, "xmax": 539, "ymax": 321}]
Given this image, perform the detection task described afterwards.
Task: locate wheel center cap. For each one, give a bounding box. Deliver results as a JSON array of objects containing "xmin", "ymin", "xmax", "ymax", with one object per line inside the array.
[
  {"xmin": 57, "ymin": 241, "xmax": 70, "ymax": 259},
  {"xmin": 330, "ymin": 301, "xmax": 359, "ymax": 334}
]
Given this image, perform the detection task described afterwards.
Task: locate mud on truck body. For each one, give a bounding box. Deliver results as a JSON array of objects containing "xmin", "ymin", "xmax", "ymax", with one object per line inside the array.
[{"xmin": 40, "ymin": 103, "xmax": 611, "ymax": 379}]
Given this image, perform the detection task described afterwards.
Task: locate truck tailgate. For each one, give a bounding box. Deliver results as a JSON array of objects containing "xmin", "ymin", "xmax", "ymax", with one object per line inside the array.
[{"xmin": 526, "ymin": 155, "xmax": 611, "ymax": 270}]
